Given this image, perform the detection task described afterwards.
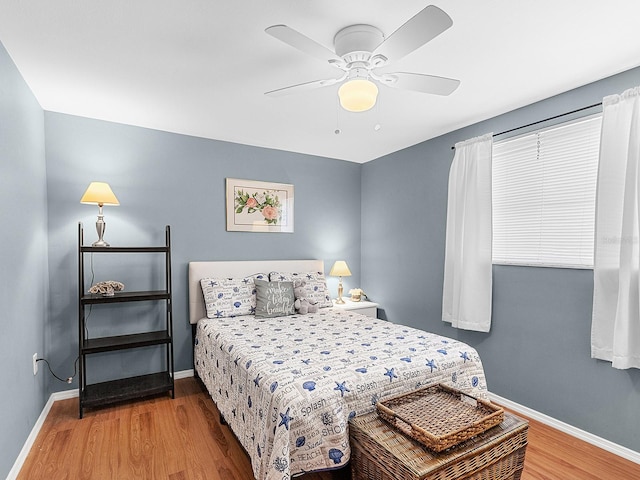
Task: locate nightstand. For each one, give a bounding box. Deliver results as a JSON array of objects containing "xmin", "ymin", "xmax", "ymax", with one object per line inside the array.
[{"xmin": 332, "ymin": 299, "xmax": 379, "ymax": 318}]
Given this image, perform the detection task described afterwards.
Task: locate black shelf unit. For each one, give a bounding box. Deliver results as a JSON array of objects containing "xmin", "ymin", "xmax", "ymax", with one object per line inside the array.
[{"xmin": 78, "ymin": 223, "xmax": 174, "ymax": 418}]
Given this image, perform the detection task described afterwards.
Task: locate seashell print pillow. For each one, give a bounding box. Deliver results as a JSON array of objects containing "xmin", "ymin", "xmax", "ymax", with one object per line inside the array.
[
  {"xmin": 268, "ymin": 271, "xmax": 333, "ymax": 308},
  {"xmin": 200, "ymin": 276, "xmax": 259, "ymax": 318}
]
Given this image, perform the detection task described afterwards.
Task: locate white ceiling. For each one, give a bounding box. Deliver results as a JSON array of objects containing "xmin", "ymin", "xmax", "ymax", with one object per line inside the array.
[{"xmin": 1, "ymin": 1, "xmax": 639, "ymax": 163}]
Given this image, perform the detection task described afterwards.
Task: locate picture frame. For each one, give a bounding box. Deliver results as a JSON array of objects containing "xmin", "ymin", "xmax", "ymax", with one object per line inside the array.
[{"xmin": 226, "ymin": 178, "xmax": 294, "ymax": 233}]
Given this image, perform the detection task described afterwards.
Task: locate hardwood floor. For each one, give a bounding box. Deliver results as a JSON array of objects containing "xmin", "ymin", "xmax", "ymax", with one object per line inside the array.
[{"xmin": 18, "ymin": 377, "xmax": 640, "ymax": 480}]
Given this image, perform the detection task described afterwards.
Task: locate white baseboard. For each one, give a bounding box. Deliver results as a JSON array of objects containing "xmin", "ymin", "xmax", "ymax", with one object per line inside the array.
[
  {"xmin": 174, "ymin": 369, "xmax": 194, "ymax": 380},
  {"xmin": 6, "ymin": 391, "xmax": 60, "ymax": 480},
  {"xmin": 7, "ymin": 369, "xmax": 195, "ymax": 480},
  {"xmin": 489, "ymin": 392, "xmax": 640, "ymax": 465}
]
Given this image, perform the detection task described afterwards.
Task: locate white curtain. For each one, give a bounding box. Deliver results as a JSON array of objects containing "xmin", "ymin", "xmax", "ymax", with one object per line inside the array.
[
  {"xmin": 442, "ymin": 134, "xmax": 493, "ymax": 332},
  {"xmin": 592, "ymin": 86, "xmax": 640, "ymax": 370}
]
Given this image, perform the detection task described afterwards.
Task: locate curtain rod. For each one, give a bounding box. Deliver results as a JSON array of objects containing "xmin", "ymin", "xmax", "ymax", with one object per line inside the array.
[{"xmin": 450, "ymin": 101, "xmax": 602, "ymax": 150}]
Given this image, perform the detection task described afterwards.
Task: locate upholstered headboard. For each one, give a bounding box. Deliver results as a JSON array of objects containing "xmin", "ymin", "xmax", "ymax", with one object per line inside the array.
[{"xmin": 188, "ymin": 259, "xmax": 325, "ymax": 324}]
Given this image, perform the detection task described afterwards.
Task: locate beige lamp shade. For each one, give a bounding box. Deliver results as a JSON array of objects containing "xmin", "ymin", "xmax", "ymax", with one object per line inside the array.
[
  {"xmin": 329, "ymin": 260, "xmax": 352, "ymax": 277},
  {"xmin": 338, "ymin": 79, "xmax": 379, "ymax": 112},
  {"xmin": 80, "ymin": 182, "xmax": 120, "ymax": 206}
]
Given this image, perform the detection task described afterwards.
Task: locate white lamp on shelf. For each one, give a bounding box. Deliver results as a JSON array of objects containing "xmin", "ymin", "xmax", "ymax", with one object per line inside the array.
[
  {"xmin": 80, "ymin": 182, "xmax": 120, "ymax": 247},
  {"xmin": 329, "ymin": 260, "xmax": 352, "ymax": 304}
]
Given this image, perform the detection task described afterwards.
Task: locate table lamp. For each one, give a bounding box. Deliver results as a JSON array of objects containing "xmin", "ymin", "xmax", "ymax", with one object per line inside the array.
[
  {"xmin": 329, "ymin": 260, "xmax": 352, "ymax": 304},
  {"xmin": 80, "ymin": 182, "xmax": 120, "ymax": 247}
]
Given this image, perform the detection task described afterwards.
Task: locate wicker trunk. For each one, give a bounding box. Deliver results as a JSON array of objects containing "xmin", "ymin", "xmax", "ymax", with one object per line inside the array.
[{"xmin": 349, "ymin": 411, "xmax": 528, "ymax": 480}]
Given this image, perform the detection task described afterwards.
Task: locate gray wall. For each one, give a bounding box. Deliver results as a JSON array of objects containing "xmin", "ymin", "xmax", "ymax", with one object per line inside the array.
[
  {"xmin": 44, "ymin": 113, "xmax": 363, "ymax": 389},
  {"xmin": 0, "ymin": 42, "xmax": 48, "ymax": 477},
  {"xmin": 361, "ymin": 66, "xmax": 640, "ymax": 452}
]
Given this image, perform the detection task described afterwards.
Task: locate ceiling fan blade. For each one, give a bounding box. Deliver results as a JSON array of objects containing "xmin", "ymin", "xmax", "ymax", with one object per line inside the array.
[
  {"xmin": 265, "ymin": 77, "xmax": 343, "ymax": 97},
  {"xmin": 372, "ymin": 5, "xmax": 453, "ymax": 63},
  {"xmin": 381, "ymin": 72, "xmax": 460, "ymax": 96},
  {"xmin": 266, "ymin": 25, "xmax": 344, "ymax": 66}
]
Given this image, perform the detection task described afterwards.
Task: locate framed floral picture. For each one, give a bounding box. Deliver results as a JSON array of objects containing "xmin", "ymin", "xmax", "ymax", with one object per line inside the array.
[{"xmin": 226, "ymin": 178, "xmax": 294, "ymax": 233}]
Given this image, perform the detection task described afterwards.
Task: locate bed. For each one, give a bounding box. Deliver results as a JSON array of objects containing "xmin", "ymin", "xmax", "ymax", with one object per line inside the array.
[{"xmin": 189, "ymin": 260, "xmax": 488, "ymax": 480}]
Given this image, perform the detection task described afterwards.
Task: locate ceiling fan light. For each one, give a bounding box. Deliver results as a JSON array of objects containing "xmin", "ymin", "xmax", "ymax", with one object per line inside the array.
[{"xmin": 338, "ymin": 79, "xmax": 378, "ymax": 112}]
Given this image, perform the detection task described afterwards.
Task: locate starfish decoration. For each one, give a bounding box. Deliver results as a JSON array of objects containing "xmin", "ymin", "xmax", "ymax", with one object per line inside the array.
[
  {"xmin": 279, "ymin": 407, "xmax": 293, "ymax": 430},
  {"xmin": 208, "ymin": 280, "xmax": 218, "ymax": 287},
  {"xmin": 384, "ymin": 368, "xmax": 398, "ymax": 383},
  {"xmin": 215, "ymin": 310, "xmax": 224, "ymax": 318},
  {"xmin": 426, "ymin": 359, "xmax": 437, "ymax": 372},
  {"xmin": 254, "ymin": 373, "xmax": 262, "ymax": 387},
  {"xmin": 460, "ymin": 351, "xmax": 470, "ymax": 363},
  {"xmin": 334, "ymin": 381, "xmax": 350, "ymax": 397}
]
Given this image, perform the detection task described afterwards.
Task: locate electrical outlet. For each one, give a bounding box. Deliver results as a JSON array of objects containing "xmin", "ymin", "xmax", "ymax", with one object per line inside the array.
[{"xmin": 33, "ymin": 353, "xmax": 38, "ymax": 375}]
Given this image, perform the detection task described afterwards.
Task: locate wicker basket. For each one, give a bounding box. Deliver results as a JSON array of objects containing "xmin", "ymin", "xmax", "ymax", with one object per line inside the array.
[
  {"xmin": 376, "ymin": 384, "xmax": 504, "ymax": 452},
  {"xmin": 349, "ymin": 411, "xmax": 528, "ymax": 480}
]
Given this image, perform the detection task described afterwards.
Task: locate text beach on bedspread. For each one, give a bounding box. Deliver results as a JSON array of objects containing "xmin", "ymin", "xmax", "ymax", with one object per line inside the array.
[{"xmin": 194, "ymin": 309, "xmax": 486, "ymax": 480}]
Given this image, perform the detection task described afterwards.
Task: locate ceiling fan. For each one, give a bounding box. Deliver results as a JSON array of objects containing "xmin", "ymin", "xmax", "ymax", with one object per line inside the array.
[{"xmin": 264, "ymin": 5, "xmax": 460, "ymax": 112}]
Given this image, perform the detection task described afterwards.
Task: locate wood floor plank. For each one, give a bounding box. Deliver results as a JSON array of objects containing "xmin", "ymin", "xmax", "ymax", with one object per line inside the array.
[
  {"xmin": 516, "ymin": 415, "xmax": 640, "ymax": 480},
  {"xmin": 17, "ymin": 377, "xmax": 640, "ymax": 480}
]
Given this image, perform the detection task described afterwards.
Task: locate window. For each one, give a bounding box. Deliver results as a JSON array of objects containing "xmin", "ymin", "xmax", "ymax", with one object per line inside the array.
[{"xmin": 492, "ymin": 114, "xmax": 602, "ymax": 269}]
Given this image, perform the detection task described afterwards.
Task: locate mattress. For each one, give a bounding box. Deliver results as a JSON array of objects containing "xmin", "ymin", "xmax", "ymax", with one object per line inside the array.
[{"xmin": 194, "ymin": 308, "xmax": 487, "ymax": 480}]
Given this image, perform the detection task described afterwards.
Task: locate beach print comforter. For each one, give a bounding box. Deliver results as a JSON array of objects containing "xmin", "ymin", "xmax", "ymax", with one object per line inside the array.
[{"xmin": 194, "ymin": 308, "xmax": 487, "ymax": 480}]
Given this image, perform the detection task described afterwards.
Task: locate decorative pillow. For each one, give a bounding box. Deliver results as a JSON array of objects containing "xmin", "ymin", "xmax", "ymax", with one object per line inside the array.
[
  {"xmin": 254, "ymin": 279, "xmax": 296, "ymax": 318},
  {"xmin": 269, "ymin": 271, "xmax": 333, "ymax": 308},
  {"xmin": 200, "ymin": 277, "xmax": 257, "ymax": 318}
]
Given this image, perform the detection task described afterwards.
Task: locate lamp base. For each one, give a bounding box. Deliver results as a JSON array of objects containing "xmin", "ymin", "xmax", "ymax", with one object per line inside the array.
[
  {"xmin": 93, "ymin": 215, "xmax": 110, "ymax": 247},
  {"xmin": 336, "ymin": 279, "xmax": 345, "ymax": 304}
]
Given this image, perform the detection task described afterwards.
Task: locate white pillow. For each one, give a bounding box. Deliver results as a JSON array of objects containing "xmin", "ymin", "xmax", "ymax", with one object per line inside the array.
[{"xmin": 200, "ymin": 277, "xmax": 257, "ymax": 318}]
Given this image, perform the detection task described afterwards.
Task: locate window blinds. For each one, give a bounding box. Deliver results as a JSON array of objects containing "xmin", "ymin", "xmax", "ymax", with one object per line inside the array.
[{"xmin": 492, "ymin": 114, "xmax": 602, "ymax": 268}]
